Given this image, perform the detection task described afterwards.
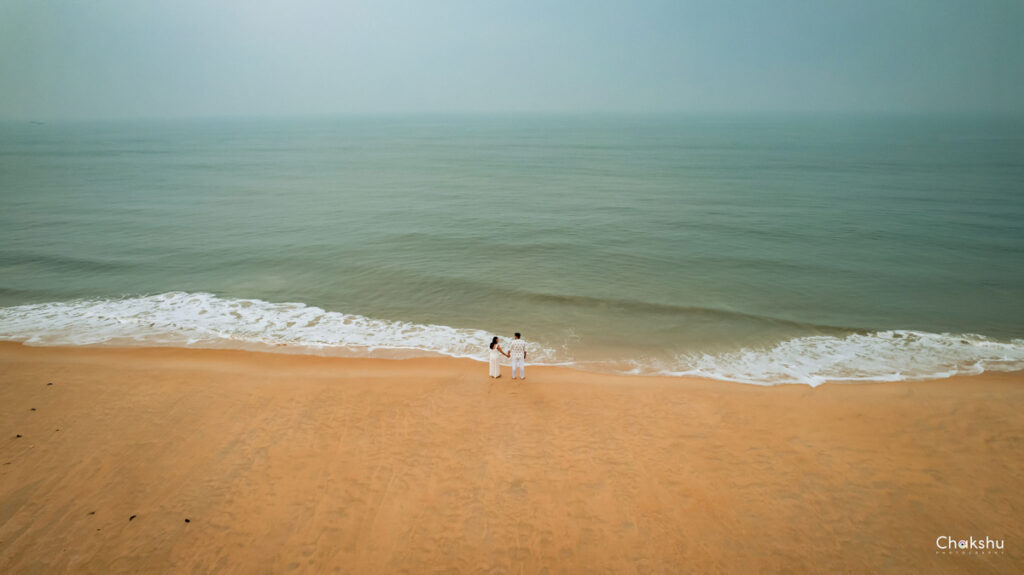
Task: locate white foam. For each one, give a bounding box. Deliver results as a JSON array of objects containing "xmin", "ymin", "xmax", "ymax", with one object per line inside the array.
[
  {"xmin": 0, "ymin": 292, "xmax": 557, "ymax": 363},
  {"xmin": 661, "ymin": 330, "xmax": 1024, "ymax": 386},
  {"xmin": 1, "ymin": 293, "xmax": 1022, "ymax": 385}
]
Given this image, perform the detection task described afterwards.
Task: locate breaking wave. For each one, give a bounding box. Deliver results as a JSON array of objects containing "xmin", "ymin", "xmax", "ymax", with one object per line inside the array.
[
  {"xmin": 1, "ymin": 292, "xmax": 1023, "ymax": 386},
  {"xmin": 0, "ymin": 292, "xmax": 560, "ymax": 362},
  {"xmin": 656, "ymin": 330, "xmax": 1024, "ymax": 386}
]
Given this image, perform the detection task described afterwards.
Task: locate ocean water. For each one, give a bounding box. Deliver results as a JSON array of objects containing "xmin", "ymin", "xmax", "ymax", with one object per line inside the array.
[{"xmin": 1, "ymin": 115, "xmax": 1023, "ymax": 385}]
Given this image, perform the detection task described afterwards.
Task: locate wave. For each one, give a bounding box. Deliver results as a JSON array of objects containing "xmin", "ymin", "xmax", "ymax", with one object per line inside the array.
[
  {"xmin": 514, "ymin": 289, "xmax": 847, "ymax": 331},
  {"xmin": 0, "ymin": 251, "xmax": 132, "ymax": 273},
  {"xmin": 1, "ymin": 292, "xmax": 1022, "ymax": 386},
  {"xmin": 330, "ymin": 267, "xmax": 851, "ymax": 333},
  {"xmin": 0, "ymin": 292, "xmax": 560, "ymax": 363},
  {"xmin": 655, "ymin": 331, "xmax": 1024, "ymax": 386}
]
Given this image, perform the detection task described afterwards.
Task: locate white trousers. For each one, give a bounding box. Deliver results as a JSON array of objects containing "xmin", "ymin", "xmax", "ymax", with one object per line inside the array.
[{"xmin": 511, "ymin": 357, "xmax": 525, "ymax": 379}]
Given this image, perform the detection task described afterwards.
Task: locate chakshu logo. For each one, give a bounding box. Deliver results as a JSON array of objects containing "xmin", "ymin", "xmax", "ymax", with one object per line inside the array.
[{"xmin": 936, "ymin": 535, "xmax": 1005, "ymax": 554}]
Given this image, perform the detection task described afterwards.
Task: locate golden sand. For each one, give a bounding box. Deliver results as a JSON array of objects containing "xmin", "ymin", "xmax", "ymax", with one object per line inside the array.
[{"xmin": 0, "ymin": 342, "xmax": 1021, "ymax": 573}]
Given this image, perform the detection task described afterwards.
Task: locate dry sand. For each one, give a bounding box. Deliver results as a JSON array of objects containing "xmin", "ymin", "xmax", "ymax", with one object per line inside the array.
[{"xmin": 0, "ymin": 342, "xmax": 1021, "ymax": 574}]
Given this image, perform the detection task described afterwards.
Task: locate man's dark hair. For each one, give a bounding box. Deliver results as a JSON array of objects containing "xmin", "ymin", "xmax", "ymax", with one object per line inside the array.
[{"xmin": 515, "ymin": 332, "xmax": 521, "ymax": 338}]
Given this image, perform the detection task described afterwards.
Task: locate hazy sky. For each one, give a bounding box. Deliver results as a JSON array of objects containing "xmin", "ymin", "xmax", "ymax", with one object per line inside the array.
[{"xmin": 2, "ymin": 0, "xmax": 1022, "ymax": 119}]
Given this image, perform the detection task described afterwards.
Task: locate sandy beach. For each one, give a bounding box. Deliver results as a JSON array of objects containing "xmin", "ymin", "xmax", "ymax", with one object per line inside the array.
[{"xmin": 0, "ymin": 342, "xmax": 1021, "ymax": 574}]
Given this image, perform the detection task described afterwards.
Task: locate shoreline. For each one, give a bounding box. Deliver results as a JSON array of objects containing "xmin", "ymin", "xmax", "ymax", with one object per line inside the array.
[
  {"xmin": 4, "ymin": 292, "xmax": 1023, "ymax": 388},
  {"xmin": 4, "ymin": 339, "xmax": 1023, "ymax": 387},
  {"xmin": 1, "ymin": 341, "xmax": 1022, "ymax": 573}
]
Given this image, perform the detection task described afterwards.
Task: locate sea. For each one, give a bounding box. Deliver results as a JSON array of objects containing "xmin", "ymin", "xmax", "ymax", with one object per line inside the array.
[{"xmin": 1, "ymin": 114, "xmax": 1023, "ymax": 385}]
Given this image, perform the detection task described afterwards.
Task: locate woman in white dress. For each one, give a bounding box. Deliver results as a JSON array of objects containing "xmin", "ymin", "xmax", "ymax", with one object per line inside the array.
[{"xmin": 489, "ymin": 336, "xmax": 510, "ymax": 378}]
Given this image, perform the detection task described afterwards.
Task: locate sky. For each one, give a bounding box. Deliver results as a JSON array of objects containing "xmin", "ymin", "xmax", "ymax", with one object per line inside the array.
[{"xmin": 1, "ymin": 0, "xmax": 1023, "ymax": 120}]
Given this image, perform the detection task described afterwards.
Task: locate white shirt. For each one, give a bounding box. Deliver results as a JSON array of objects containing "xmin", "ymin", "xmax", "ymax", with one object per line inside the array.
[{"xmin": 508, "ymin": 339, "xmax": 527, "ymax": 359}]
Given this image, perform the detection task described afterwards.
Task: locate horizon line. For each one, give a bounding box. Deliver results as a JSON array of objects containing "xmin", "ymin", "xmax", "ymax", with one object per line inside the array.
[{"xmin": 4, "ymin": 109, "xmax": 1024, "ymax": 124}]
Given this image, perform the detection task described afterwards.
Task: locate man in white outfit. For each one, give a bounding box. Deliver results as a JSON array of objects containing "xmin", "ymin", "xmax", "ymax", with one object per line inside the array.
[{"xmin": 508, "ymin": 332, "xmax": 527, "ymax": 380}]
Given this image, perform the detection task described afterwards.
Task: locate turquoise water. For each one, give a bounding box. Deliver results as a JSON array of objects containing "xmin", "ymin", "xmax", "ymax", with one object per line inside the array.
[{"xmin": 2, "ymin": 115, "xmax": 1023, "ymax": 384}]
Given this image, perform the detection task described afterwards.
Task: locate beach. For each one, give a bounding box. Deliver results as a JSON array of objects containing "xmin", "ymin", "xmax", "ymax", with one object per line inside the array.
[
  {"xmin": 1, "ymin": 342, "xmax": 1020, "ymax": 574},
  {"xmin": 4, "ymin": 1, "xmax": 1023, "ymax": 572},
  {"xmin": 3, "ymin": 116, "xmax": 1023, "ymax": 385}
]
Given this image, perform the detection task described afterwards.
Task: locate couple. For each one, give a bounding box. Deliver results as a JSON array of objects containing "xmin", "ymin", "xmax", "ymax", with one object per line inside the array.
[{"xmin": 489, "ymin": 332, "xmax": 527, "ymax": 380}]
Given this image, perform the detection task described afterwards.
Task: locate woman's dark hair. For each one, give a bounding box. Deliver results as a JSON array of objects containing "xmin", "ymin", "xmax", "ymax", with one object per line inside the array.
[{"xmin": 489, "ymin": 336, "xmax": 498, "ymax": 349}]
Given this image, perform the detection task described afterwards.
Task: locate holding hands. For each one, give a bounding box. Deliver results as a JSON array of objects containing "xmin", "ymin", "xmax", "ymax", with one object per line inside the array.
[{"xmin": 488, "ymin": 333, "xmax": 525, "ymax": 380}]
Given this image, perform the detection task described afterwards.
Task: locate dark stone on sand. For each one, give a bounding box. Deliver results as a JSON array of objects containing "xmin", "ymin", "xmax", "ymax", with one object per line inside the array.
[
  {"xmin": 47, "ymin": 382, "xmax": 52, "ymax": 386},
  {"xmin": 30, "ymin": 408, "xmax": 36, "ymax": 411},
  {"xmin": 129, "ymin": 515, "xmax": 136, "ymax": 521},
  {"xmin": 15, "ymin": 434, "xmax": 21, "ymax": 438},
  {"xmin": 88, "ymin": 511, "xmax": 95, "ymax": 515},
  {"xmin": 185, "ymin": 518, "xmax": 190, "ymax": 523}
]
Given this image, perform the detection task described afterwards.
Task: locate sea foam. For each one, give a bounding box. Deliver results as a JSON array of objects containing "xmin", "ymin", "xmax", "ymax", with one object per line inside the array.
[
  {"xmin": 662, "ymin": 330, "xmax": 1024, "ymax": 386},
  {"xmin": 1, "ymin": 292, "xmax": 1022, "ymax": 386},
  {"xmin": 0, "ymin": 292, "xmax": 555, "ymax": 362}
]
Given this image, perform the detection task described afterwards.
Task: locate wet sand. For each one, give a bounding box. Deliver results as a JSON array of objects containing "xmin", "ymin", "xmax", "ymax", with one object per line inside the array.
[{"xmin": 0, "ymin": 342, "xmax": 1021, "ymax": 573}]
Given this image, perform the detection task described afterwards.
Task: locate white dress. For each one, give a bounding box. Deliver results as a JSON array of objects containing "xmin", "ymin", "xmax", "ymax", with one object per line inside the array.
[{"xmin": 488, "ymin": 347, "xmax": 501, "ymax": 377}]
